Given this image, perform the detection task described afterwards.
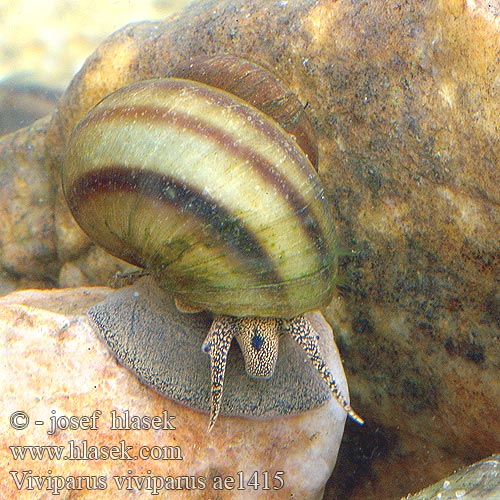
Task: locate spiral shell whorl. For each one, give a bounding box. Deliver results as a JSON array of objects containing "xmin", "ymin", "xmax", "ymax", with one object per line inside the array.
[
  {"xmin": 169, "ymin": 54, "xmax": 319, "ymax": 169},
  {"xmin": 62, "ymin": 77, "xmax": 337, "ymax": 318}
]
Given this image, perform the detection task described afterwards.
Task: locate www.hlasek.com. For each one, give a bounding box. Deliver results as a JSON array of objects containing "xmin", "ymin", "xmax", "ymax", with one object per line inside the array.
[{"xmin": 10, "ymin": 440, "xmax": 183, "ymax": 461}]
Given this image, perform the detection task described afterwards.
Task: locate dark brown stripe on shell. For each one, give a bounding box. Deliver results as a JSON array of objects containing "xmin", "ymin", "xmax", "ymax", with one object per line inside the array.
[
  {"xmin": 162, "ymin": 79, "xmax": 316, "ymax": 183},
  {"xmin": 67, "ymin": 166, "xmax": 282, "ymax": 284}
]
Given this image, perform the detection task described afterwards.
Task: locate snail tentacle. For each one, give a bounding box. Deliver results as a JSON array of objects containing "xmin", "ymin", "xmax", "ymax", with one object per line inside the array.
[
  {"xmin": 286, "ymin": 315, "xmax": 364, "ymax": 425},
  {"xmin": 203, "ymin": 315, "xmax": 235, "ymax": 432}
]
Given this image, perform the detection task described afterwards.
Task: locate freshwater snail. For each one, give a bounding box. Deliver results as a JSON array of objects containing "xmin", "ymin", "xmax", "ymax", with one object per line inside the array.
[{"xmin": 61, "ymin": 55, "xmax": 363, "ymax": 430}]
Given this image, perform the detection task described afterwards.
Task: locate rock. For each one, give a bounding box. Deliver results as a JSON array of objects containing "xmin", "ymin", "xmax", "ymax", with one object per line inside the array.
[
  {"xmin": 0, "ymin": 286, "xmax": 346, "ymax": 499},
  {"xmin": 0, "ymin": 77, "xmax": 61, "ymax": 136},
  {"xmin": 0, "ymin": 0, "xmax": 192, "ymax": 88},
  {"xmin": 403, "ymin": 455, "xmax": 500, "ymax": 500}
]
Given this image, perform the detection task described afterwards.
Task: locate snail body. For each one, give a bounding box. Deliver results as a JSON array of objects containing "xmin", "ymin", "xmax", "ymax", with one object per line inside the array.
[{"xmin": 62, "ymin": 56, "xmax": 363, "ymax": 429}]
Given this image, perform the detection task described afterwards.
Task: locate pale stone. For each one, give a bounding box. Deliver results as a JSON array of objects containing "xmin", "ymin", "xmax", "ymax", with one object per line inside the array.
[
  {"xmin": 0, "ymin": 0, "xmax": 192, "ymax": 87},
  {"xmin": 0, "ymin": 287, "xmax": 346, "ymax": 499}
]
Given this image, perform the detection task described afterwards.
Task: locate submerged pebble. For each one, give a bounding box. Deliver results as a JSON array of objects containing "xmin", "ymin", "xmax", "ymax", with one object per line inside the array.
[{"xmin": 0, "ymin": 76, "xmax": 61, "ymax": 136}]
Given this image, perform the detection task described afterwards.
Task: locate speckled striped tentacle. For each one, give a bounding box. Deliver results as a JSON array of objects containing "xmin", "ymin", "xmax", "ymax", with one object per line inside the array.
[
  {"xmin": 287, "ymin": 315, "xmax": 364, "ymax": 425},
  {"xmin": 202, "ymin": 315, "xmax": 235, "ymax": 432},
  {"xmin": 62, "ymin": 78, "xmax": 338, "ymax": 319}
]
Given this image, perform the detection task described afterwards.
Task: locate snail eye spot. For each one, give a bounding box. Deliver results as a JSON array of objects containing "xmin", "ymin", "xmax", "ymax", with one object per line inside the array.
[{"xmin": 251, "ymin": 332, "xmax": 265, "ymax": 351}]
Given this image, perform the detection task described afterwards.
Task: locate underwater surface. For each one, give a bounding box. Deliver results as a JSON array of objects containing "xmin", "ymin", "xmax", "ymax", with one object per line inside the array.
[{"xmin": 1, "ymin": 0, "xmax": 500, "ymax": 499}]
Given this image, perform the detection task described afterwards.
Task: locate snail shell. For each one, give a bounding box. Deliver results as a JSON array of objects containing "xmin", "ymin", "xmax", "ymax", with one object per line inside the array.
[
  {"xmin": 62, "ymin": 77, "xmax": 334, "ymax": 318},
  {"xmin": 62, "ymin": 56, "xmax": 362, "ymax": 429}
]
